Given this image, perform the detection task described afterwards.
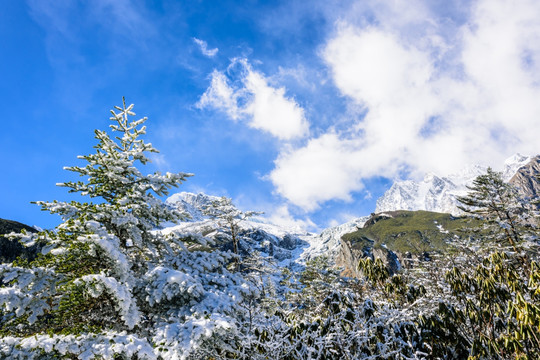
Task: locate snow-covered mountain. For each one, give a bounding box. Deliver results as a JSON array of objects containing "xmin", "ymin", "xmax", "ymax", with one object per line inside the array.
[
  {"xmin": 163, "ymin": 153, "xmax": 538, "ymax": 270},
  {"xmin": 376, "ymin": 154, "xmax": 533, "ymax": 215},
  {"xmin": 165, "ymin": 192, "xmax": 311, "ymax": 267},
  {"xmin": 164, "ymin": 192, "xmax": 369, "ymax": 267},
  {"xmin": 165, "ymin": 192, "xmax": 221, "ymax": 222},
  {"xmin": 302, "ymin": 216, "xmax": 369, "ymax": 261}
]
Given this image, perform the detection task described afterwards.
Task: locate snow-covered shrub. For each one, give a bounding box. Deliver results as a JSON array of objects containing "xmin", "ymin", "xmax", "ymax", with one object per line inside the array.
[{"xmin": 224, "ymin": 256, "xmax": 424, "ymax": 360}]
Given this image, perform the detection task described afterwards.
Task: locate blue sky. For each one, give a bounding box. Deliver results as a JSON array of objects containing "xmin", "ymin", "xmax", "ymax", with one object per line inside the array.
[{"xmin": 2, "ymin": 0, "xmax": 540, "ymax": 231}]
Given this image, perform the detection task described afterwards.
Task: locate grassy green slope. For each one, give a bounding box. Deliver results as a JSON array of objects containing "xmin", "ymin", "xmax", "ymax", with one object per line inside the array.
[{"xmin": 341, "ymin": 210, "xmax": 480, "ymax": 255}]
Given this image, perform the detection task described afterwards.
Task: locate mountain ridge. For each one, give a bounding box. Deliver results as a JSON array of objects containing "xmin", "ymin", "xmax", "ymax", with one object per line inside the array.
[{"xmin": 376, "ymin": 154, "xmax": 537, "ymax": 215}]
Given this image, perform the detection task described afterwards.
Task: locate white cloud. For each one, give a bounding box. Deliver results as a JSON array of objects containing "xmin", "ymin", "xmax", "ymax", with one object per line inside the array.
[
  {"xmin": 270, "ymin": 133, "xmax": 365, "ymax": 211},
  {"xmin": 197, "ymin": 60, "xmax": 309, "ymax": 140},
  {"xmin": 323, "ymin": 25, "xmax": 435, "ymax": 107},
  {"xmin": 243, "ymin": 70, "xmax": 309, "ymax": 139},
  {"xmin": 197, "ymin": 70, "xmax": 241, "ymax": 120},
  {"xmin": 193, "ymin": 37, "xmax": 219, "ymax": 57},
  {"xmin": 264, "ymin": 204, "xmax": 316, "ymax": 231},
  {"xmin": 269, "ymin": 0, "xmax": 540, "ymax": 210}
]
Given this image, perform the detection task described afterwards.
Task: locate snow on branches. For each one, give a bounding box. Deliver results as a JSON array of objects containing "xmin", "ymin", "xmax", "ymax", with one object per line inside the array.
[{"xmin": 0, "ymin": 99, "xmax": 258, "ymax": 359}]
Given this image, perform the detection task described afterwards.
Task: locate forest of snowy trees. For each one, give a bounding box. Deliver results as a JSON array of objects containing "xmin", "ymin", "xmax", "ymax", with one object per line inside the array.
[{"xmin": 1, "ymin": 100, "xmax": 539, "ymax": 359}]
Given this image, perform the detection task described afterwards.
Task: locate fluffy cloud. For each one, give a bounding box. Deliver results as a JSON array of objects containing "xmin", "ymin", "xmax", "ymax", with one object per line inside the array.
[
  {"xmin": 269, "ymin": 0, "xmax": 540, "ymax": 210},
  {"xmin": 270, "ymin": 133, "xmax": 364, "ymax": 211},
  {"xmin": 324, "ymin": 26, "xmax": 435, "ymax": 107},
  {"xmin": 264, "ymin": 204, "xmax": 316, "ymax": 231},
  {"xmin": 197, "ymin": 60, "xmax": 309, "ymax": 140},
  {"xmin": 198, "ymin": 70, "xmax": 241, "ymax": 120}
]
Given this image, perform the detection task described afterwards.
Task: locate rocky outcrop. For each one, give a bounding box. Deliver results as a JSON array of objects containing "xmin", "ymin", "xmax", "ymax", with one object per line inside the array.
[
  {"xmin": 0, "ymin": 218, "xmax": 38, "ymax": 263},
  {"xmin": 337, "ymin": 235, "xmax": 372, "ymax": 278},
  {"xmin": 337, "ymin": 235, "xmax": 401, "ymax": 277},
  {"xmin": 373, "ymin": 247, "xmax": 400, "ymax": 274},
  {"xmin": 509, "ymin": 155, "xmax": 540, "ymax": 202}
]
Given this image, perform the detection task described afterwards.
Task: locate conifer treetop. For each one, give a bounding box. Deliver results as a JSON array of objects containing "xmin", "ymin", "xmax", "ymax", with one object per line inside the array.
[
  {"xmin": 36, "ymin": 98, "xmax": 193, "ymax": 249},
  {"xmin": 56, "ymin": 97, "xmax": 193, "ymax": 203}
]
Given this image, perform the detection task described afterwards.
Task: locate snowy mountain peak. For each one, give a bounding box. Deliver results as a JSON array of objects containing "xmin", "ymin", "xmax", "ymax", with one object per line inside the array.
[
  {"xmin": 502, "ymin": 153, "xmax": 531, "ymax": 181},
  {"xmin": 376, "ymin": 154, "xmax": 534, "ymax": 215},
  {"xmin": 165, "ymin": 192, "xmax": 222, "ymax": 222},
  {"xmin": 504, "ymin": 153, "xmax": 530, "ymax": 166},
  {"xmin": 423, "ymin": 172, "xmax": 436, "ymax": 182}
]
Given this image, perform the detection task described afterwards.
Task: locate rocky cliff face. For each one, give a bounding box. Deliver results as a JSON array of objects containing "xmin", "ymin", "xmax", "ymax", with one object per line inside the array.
[
  {"xmin": 337, "ymin": 235, "xmax": 401, "ymax": 277},
  {"xmin": 509, "ymin": 155, "xmax": 540, "ymax": 202}
]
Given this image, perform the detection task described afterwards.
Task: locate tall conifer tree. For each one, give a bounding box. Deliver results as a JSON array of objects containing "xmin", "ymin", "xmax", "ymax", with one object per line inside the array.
[{"xmin": 0, "ymin": 99, "xmax": 257, "ymax": 359}]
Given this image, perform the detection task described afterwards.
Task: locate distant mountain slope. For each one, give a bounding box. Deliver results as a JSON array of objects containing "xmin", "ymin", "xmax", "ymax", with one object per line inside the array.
[
  {"xmin": 343, "ymin": 211, "xmax": 472, "ymax": 254},
  {"xmin": 508, "ymin": 155, "xmax": 540, "ymax": 202},
  {"xmin": 337, "ymin": 210, "xmax": 481, "ymax": 277},
  {"xmin": 375, "ymin": 154, "xmax": 535, "ymax": 215},
  {"xmin": 165, "ymin": 192, "xmax": 222, "ymax": 222},
  {"xmin": 302, "ymin": 216, "xmax": 369, "ymax": 261},
  {"xmin": 0, "ymin": 218, "xmax": 37, "ymax": 263},
  {"xmin": 164, "ymin": 192, "xmax": 371, "ymax": 267},
  {"xmin": 164, "ymin": 192, "xmax": 317, "ymax": 268}
]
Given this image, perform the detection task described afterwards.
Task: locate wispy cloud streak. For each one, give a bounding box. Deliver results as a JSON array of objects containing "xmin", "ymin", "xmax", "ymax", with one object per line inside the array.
[{"xmin": 193, "ymin": 38, "xmax": 219, "ymax": 57}]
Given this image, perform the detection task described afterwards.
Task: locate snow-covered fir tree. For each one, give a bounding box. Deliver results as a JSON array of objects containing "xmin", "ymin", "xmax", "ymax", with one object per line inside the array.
[
  {"xmin": 0, "ymin": 99, "xmax": 259, "ymax": 359},
  {"xmin": 201, "ymin": 196, "xmax": 262, "ymax": 270},
  {"xmin": 457, "ymin": 167, "xmax": 530, "ymax": 250}
]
